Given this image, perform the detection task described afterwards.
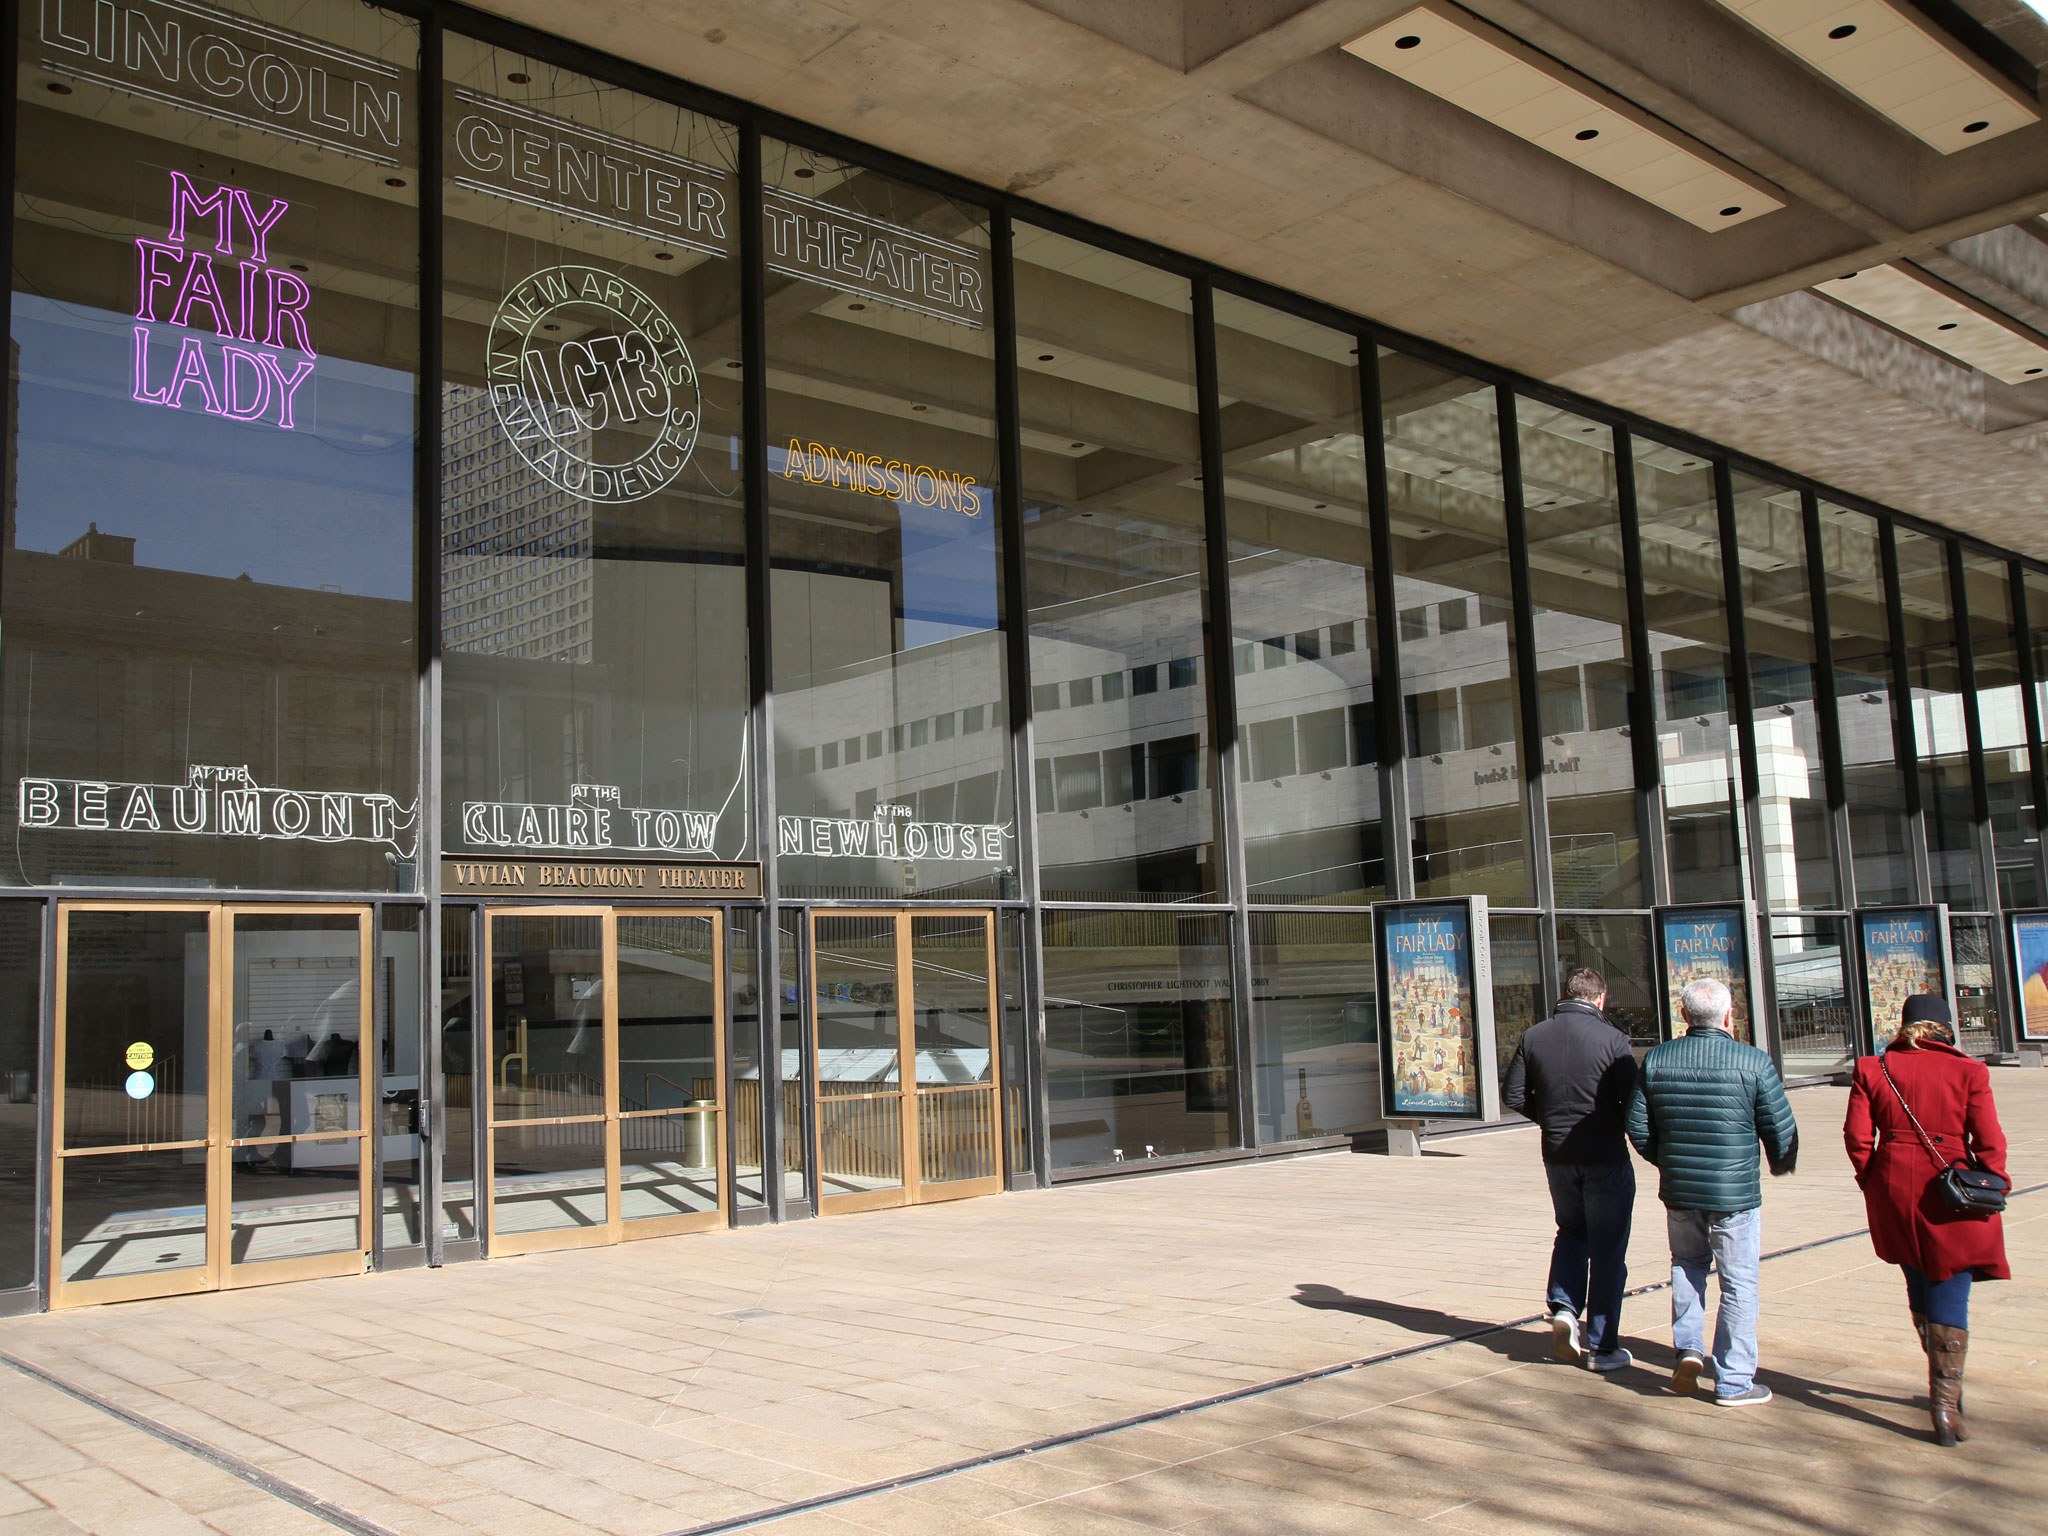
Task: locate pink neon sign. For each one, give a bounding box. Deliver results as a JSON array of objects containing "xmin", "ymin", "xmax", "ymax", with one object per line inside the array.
[{"xmin": 131, "ymin": 171, "xmax": 317, "ymax": 429}]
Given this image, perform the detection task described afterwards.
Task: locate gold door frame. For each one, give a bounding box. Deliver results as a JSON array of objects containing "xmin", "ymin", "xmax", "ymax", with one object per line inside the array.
[
  {"xmin": 51, "ymin": 903, "xmax": 374, "ymax": 1310},
  {"xmin": 810, "ymin": 908, "xmax": 1003, "ymax": 1215},
  {"xmin": 481, "ymin": 905, "xmax": 727, "ymax": 1259}
]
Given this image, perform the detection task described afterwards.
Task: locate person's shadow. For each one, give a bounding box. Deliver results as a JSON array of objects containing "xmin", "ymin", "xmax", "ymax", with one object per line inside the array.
[{"xmin": 1291, "ymin": 1283, "xmax": 1925, "ymax": 1438}]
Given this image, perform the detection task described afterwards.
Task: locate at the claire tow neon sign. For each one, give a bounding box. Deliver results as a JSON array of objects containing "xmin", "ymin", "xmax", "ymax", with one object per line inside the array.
[{"xmin": 132, "ymin": 171, "xmax": 315, "ymax": 430}]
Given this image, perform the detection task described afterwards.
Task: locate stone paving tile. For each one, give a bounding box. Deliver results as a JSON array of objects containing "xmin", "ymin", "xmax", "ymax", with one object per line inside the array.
[{"xmin": 1, "ymin": 1076, "xmax": 2044, "ymax": 1534}]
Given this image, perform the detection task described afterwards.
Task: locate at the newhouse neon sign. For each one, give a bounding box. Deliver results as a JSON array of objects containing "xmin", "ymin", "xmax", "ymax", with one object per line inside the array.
[{"xmin": 132, "ymin": 170, "xmax": 315, "ymax": 429}]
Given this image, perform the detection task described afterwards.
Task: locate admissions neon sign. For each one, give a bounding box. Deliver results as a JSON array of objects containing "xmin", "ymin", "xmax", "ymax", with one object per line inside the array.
[{"xmin": 132, "ymin": 171, "xmax": 315, "ymax": 430}]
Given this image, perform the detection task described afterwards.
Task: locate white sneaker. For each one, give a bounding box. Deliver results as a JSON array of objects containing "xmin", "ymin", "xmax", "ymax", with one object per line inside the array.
[
  {"xmin": 1586, "ymin": 1347, "xmax": 1633, "ymax": 1373},
  {"xmin": 1551, "ymin": 1308, "xmax": 1584, "ymax": 1364}
]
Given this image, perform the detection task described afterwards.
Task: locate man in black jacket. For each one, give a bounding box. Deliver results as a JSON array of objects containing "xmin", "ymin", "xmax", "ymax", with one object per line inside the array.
[{"xmin": 1504, "ymin": 968, "xmax": 1640, "ymax": 1373}]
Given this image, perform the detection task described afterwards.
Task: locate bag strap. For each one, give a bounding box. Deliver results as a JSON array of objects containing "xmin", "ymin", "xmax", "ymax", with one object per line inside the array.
[{"xmin": 1878, "ymin": 1051, "xmax": 1955, "ymax": 1172}]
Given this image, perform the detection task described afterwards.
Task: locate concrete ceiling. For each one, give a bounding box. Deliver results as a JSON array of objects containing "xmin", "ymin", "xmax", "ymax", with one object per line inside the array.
[{"xmin": 470, "ymin": 0, "xmax": 2048, "ymax": 557}]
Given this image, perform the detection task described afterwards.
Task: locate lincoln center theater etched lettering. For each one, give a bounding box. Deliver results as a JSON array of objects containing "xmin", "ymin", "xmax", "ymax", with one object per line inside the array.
[{"xmin": 487, "ymin": 265, "xmax": 701, "ymax": 503}]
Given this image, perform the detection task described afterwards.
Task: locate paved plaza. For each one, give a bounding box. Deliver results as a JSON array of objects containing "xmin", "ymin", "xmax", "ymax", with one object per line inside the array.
[{"xmin": 2, "ymin": 1074, "xmax": 2044, "ymax": 1536}]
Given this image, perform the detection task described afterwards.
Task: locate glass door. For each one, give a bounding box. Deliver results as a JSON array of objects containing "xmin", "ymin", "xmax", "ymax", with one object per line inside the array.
[
  {"xmin": 482, "ymin": 908, "xmax": 725, "ymax": 1257},
  {"xmin": 52, "ymin": 904, "xmax": 373, "ymax": 1309},
  {"xmin": 811, "ymin": 910, "xmax": 1003, "ymax": 1215}
]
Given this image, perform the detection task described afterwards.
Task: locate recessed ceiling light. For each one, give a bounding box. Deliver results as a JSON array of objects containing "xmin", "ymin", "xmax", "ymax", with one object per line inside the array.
[
  {"xmin": 793, "ymin": 167, "xmax": 815, "ymax": 179},
  {"xmin": 1938, "ymin": 322, "xmax": 1958, "ymax": 331},
  {"xmin": 1964, "ymin": 120, "xmax": 1990, "ymax": 133},
  {"xmin": 1395, "ymin": 34, "xmax": 1421, "ymax": 49},
  {"xmin": 542, "ymin": 323, "xmax": 561, "ymax": 332},
  {"xmin": 1827, "ymin": 24, "xmax": 1857, "ymax": 40},
  {"xmin": 1575, "ymin": 129, "xmax": 1599, "ymax": 141},
  {"xmin": 1037, "ymin": 353, "xmax": 1055, "ymax": 362},
  {"xmin": 847, "ymin": 302, "xmax": 865, "ymax": 311},
  {"xmin": 1720, "ymin": 206, "xmax": 1743, "ymax": 217},
  {"xmin": 506, "ymin": 71, "xmax": 530, "ymax": 84},
  {"xmin": 911, "ymin": 404, "xmax": 927, "ymax": 412},
  {"xmin": 45, "ymin": 81, "xmax": 71, "ymax": 94},
  {"xmin": 385, "ymin": 177, "xmax": 407, "ymax": 188},
  {"xmin": 654, "ymin": 251, "xmax": 674, "ymax": 261},
  {"xmin": 1070, "ymin": 441, "xmax": 1086, "ymax": 448},
  {"xmin": 288, "ymin": 263, "xmax": 309, "ymax": 274}
]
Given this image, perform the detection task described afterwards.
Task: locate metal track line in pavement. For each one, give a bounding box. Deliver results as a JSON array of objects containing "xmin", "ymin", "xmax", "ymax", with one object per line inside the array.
[{"xmin": 4, "ymin": 1184, "xmax": 2040, "ymax": 1536}]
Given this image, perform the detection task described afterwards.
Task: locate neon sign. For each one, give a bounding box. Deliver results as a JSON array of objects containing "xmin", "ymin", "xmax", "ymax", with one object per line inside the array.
[
  {"xmin": 18, "ymin": 765, "xmax": 415, "ymax": 856},
  {"xmin": 777, "ymin": 812, "xmax": 1007, "ymax": 862},
  {"xmin": 778, "ymin": 440, "xmax": 982, "ymax": 516},
  {"xmin": 762, "ymin": 190, "xmax": 985, "ymax": 328},
  {"xmin": 488, "ymin": 266, "xmax": 700, "ymax": 503},
  {"xmin": 132, "ymin": 171, "xmax": 315, "ymax": 430},
  {"xmin": 461, "ymin": 783, "xmax": 721, "ymax": 856}
]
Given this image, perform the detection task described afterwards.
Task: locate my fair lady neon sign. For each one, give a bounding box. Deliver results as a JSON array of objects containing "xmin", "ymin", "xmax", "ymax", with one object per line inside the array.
[{"xmin": 132, "ymin": 170, "xmax": 315, "ymax": 429}]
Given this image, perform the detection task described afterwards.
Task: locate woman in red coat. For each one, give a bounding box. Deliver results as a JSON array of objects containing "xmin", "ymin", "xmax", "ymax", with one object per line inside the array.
[{"xmin": 1843, "ymin": 994, "xmax": 2009, "ymax": 1447}]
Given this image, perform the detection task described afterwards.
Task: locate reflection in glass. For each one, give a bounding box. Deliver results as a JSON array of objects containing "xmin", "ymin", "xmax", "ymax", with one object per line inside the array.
[
  {"xmin": 1380, "ymin": 354, "xmax": 1529, "ymax": 903},
  {"xmin": 492, "ymin": 1123, "xmax": 606, "ymax": 1235},
  {"xmin": 489, "ymin": 914, "xmax": 606, "ymax": 1121},
  {"xmin": 1043, "ymin": 912, "xmax": 1236, "ymax": 1168},
  {"xmin": 1557, "ymin": 914, "xmax": 1657, "ymax": 1046},
  {"xmin": 231, "ymin": 914, "xmax": 362, "ymax": 1145},
  {"xmin": 440, "ymin": 38, "xmax": 750, "ymax": 866},
  {"xmin": 439, "ymin": 908, "xmax": 478, "ymax": 1247},
  {"xmin": 620, "ymin": 1113, "xmax": 721, "ymax": 1220},
  {"xmin": 61, "ymin": 1152, "xmax": 207, "ymax": 1282},
  {"xmin": 1951, "ymin": 915, "xmax": 1999, "ymax": 1060},
  {"xmin": 999, "ymin": 911, "xmax": 1032, "ymax": 1183},
  {"xmin": 1217, "ymin": 295, "xmax": 1382, "ymax": 903},
  {"xmin": 1249, "ymin": 912, "xmax": 1379, "ymax": 1144},
  {"xmin": 1962, "ymin": 554, "xmax": 2039, "ymax": 908},
  {"xmin": 5, "ymin": 0, "xmax": 419, "ymax": 892},
  {"xmin": 1819, "ymin": 504, "xmax": 1913, "ymax": 906},
  {"xmin": 617, "ymin": 916, "xmax": 718, "ymax": 1110},
  {"xmin": 728, "ymin": 910, "xmax": 765, "ymax": 1211},
  {"xmin": 778, "ymin": 913, "xmax": 808, "ymax": 1205},
  {"xmin": 1772, "ymin": 916, "xmax": 1851, "ymax": 1077},
  {"xmin": 912, "ymin": 915, "xmax": 998, "ymax": 1186},
  {"xmin": 1490, "ymin": 914, "xmax": 1548, "ymax": 1070},
  {"xmin": 1731, "ymin": 475, "xmax": 1833, "ymax": 910},
  {"xmin": 1516, "ymin": 404, "xmax": 1640, "ymax": 906},
  {"xmin": 1635, "ymin": 441, "xmax": 1743, "ymax": 904},
  {"xmin": 1896, "ymin": 530, "xmax": 1980, "ymax": 909},
  {"xmin": 813, "ymin": 916, "xmax": 905, "ymax": 1197},
  {"xmin": 767, "ymin": 143, "xmax": 1011, "ymax": 900},
  {"xmin": 231, "ymin": 1161, "xmax": 360, "ymax": 1264},
  {"xmin": 63, "ymin": 911, "xmax": 210, "ymax": 1150},
  {"xmin": 379, "ymin": 908, "xmax": 424, "ymax": 1254},
  {"xmin": 1020, "ymin": 229, "xmax": 1214, "ymax": 902},
  {"xmin": 0, "ymin": 904, "xmax": 39, "ymax": 1290}
]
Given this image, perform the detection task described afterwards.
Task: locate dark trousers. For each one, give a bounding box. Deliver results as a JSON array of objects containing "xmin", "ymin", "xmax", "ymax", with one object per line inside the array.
[
  {"xmin": 1545, "ymin": 1159, "xmax": 1636, "ymax": 1355},
  {"xmin": 1903, "ymin": 1264, "xmax": 1973, "ymax": 1330}
]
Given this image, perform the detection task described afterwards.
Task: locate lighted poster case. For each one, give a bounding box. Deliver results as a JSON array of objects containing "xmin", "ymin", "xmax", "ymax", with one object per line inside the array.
[
  {"xmin": 2006, "ymin": 910, "xmax": 2048, "ymax": 1044},
  {"xmin": 1854, "ymin": 905, "xmax": 1953, "ymax": 1053},
  {"xmin": 1652, "ymin": 905, "xmax": 1758, "ymax": 1046},
  {"xmin": 1372, "ymin": 897, "xmax": 1498, "ymax": 1124}
]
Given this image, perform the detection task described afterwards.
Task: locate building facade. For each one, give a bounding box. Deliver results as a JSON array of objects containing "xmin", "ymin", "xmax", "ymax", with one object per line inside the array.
[{"xmin": 4, "ymin": 0, "xmax": 2047, "ymax": 1312}]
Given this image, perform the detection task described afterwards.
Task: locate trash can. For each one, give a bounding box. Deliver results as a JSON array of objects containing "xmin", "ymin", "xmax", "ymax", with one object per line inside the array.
[{"xmin": 682, "ymin": 1101, "xmax": 718, "ymax": 1166}]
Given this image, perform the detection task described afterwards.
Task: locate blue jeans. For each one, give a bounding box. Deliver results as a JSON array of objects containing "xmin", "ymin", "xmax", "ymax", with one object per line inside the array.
[
  {"xmin": 1668, "ymin": 1206, "xmax": 1762, "ymax": 1398},
  {"xmin": 1545, "ymin": 1160, "xmax": 1635, "ymax": 1355},
  {"xmin": 1903, "ymin": 1265, "xmax": 1972, "ymax": 1330}
]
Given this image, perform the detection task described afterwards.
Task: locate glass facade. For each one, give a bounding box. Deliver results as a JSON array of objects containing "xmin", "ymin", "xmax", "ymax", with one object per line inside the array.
[{"xmin": 3, "ymin": 0, "xmax": 2046, "ymax": 1309}]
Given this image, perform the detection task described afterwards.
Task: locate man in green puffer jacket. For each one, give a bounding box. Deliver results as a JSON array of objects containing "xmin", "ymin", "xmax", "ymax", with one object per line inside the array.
[{"xmin": 1629, "ymin": 977, "xmax": 1799, "ymax": 1407}]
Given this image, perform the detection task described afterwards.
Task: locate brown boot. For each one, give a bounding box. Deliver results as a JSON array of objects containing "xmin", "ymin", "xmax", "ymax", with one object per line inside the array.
[{"xmin": 1927, "ymin": 1323, "xmax": 1968, "ymax": 1446}]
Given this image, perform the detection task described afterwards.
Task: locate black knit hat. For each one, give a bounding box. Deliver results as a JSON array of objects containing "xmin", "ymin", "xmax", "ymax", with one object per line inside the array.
[{"xmin": 1900, "ymin": 993, "xmax": 1952, "ymax": 1026}]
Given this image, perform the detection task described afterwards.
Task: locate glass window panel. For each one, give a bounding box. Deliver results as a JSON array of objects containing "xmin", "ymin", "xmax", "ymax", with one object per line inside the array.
[
  {"xmin": 1730, "ymin": 474, "xmax": 1835, "ymax": 910},
  {"xmin": 1556, "ymin": 914, "xmax": 1657, "ymax": 1046},
  {"xmin": 230, "ymin": 914, "xmax": 363, "ymax": 1144},
  {"xmin": 438, "ymin": 907, "xmax": 478, "ymax": 1248},
  {"xmin": 999, "ymin": 910, "xmax": 1032, "ymax": 1184},
  {"xmin": 440, "ymin": 41, "xmax": 750, "ymax": 871},
  {"xmin": 727, "ymin": 909, "xmax": 764, "ymax": 1212},
  {"xmin": 1817, "ymin": 504, "xmax": 1914, "ymax": 906},
  {"xmin": 1772, "ymin": 915, "xmax": 1851, "ymax": 1077},
  {"xmin": 1250, "ymin": 911, "xmax": 1380, "ymax": 1145},
  {"xmin": 768, "ymin": 146, "xmax": 1011, "ymax": 900},
  {"xmin": 1895, "ymin": 529, "xmax": 1981, "ymax": 908},
  {"xmin": 1951, "ymin": 913, "xmax": 2000, "ymax": 1060},
  {"xmin": 0, "ymin": 904, "xmax": 38, "ymax": 1291},
  {"xmin": 489, "ymin": 913, "xmax": 606, "ymax": 1121},
  {"xmin": 1490, "ymin": 914, "xmax": 1548, "ymax": 1072},
  {"xmin": 1380, "ymin": 353, "xmax": 1529, "ymax": 902},
  {"xmin": 620, "ymin": 1112, "xmax": 720, "ymax": 1218},
  {"xmin": 1516, "ymin": 402, "xmax": 1641, "ymax": 907},
  {"xmin": 378, "ymin": 906, "xmax": 424, "ymax": 1256},
  {"xmin": 231, "ymin": 1159, "xmax": 359, "ymax": 1265},
  {"xmin": 1043, "ymin": 911, "xmax": 1236, "ymax": 1167},
  {"xmin": 6, "ymin": 0, "xmax": 419, "ymax": 890},
  {"xmin": 911, "ymin": 915, "xmax": 999, "ymax": 1186},
  {"xmin": 491, "ymin": 1122, "xmax": 605, "ymax": 1235},
  {"xmin": 1219, "ymin": 295, "xmax": 1382, "ymax": 905},
  {"xmin": 1635, "ymin": 441, "xmax": 1745, "ymax": 904},
  {"xmin": 1962, "ymin": 555, "xmax": 2039, "ymax": 908},
  {"xmin": 617, "ymin": 915, "xmax": 718, "ymax": 1111},
  {"xmin": 61, "ymin": 1152, "xmax": 207, "ymax": 1283},
  {"xmin": 813, "ymin": 915, "xmax": 903, "ymax": 1198},
  {"xmin": 778, "ymin": 911, "xmax": 808, "ymax": 1207},
  {"xmin": 63, "ymin": 910, "xmax": 210, "ymax": 1150},
  {"xmin": 1021, "ymin": 227, "xmax": 1214, "ymax": 902}
]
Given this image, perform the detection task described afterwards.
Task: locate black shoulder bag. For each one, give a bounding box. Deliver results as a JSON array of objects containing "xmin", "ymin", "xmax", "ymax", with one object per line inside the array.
[{"xmin": 1879, "ymin": 1052, "xmax": 2009, "ymax": 1216}]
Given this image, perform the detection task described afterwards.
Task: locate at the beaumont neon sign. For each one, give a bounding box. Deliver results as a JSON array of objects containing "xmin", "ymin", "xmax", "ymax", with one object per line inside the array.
[
  {"xmin": 18, "ymin": 766, "xmax": 416, "ymax": 857},
  {"xmin": 132, "ymin": 170, "xmax": 315, "ymax": 430}
]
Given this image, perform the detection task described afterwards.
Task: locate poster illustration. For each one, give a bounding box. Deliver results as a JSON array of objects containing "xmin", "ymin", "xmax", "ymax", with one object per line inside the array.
[
  {"xmin": 2009, "ymin": 911, "xmax": 2048, "ymax": 1043},
  {"xmin": 1657, "ymin": 907, "xmax": 1751, "ymax": 1045},
  {"xmin": 1858, "ymin": 908, "xmax": 1947, "ymax": 1050},
  {"xmin": 1376, "ymin": 901, "xmax": 1488, "ymax": 1118}
]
